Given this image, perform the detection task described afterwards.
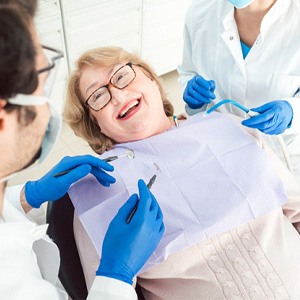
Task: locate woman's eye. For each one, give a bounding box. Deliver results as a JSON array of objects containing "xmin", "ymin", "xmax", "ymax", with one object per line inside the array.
[
  {"xmin": 116, "ymin": 74, "xmax": 125, "ymax": 83},
  {"xmin": 95, "ymin": 92, "xmax": 103, "ymax": 99},
  {"xmin": 91, "ymin": 91, "xmax": 104, "ymax": 103}
]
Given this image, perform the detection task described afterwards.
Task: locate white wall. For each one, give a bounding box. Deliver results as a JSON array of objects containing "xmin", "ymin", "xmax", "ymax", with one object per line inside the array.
[{"xmin": 35, "ymin": 0, "xmax": 192, "ymax": 113}]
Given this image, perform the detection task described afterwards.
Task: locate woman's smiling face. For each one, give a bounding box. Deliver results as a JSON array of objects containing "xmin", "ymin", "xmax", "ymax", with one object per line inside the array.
[{"xmin": 79, "ymin": 63, "xmax": 171, "ymax": 143}]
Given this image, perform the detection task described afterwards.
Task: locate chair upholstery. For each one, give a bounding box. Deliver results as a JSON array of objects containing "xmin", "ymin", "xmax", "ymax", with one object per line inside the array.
[
  {"xmin": 46, "ymin": 193, "xmax": 146, "ymax": 299},
  {"xmin": 46, "ymin": 194, "xmax": 88, "ymax": 300}
]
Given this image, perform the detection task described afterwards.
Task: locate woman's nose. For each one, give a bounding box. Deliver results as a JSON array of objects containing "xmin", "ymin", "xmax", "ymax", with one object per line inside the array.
[{"xmin": 110, "ymin": 86, "xmax": 129, "ymax": 105}]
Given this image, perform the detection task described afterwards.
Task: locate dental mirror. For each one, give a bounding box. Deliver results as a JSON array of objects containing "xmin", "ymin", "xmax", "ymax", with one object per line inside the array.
[
  {"xmin": 125, "ymin": 148, "xmax": 135, "ymax": 160},
  {"xmin": 103, "ymin": 148, "xmax": 135, "ymax": 162}
]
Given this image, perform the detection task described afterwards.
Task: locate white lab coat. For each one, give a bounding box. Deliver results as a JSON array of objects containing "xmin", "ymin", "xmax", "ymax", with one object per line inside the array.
[
  {"xmin": 178, "ymin": 0, "xmax": 300, "ymax": 178},
  {"xmin": 1, "ymin": 185, "xmax": 137, "ymax": 300}
]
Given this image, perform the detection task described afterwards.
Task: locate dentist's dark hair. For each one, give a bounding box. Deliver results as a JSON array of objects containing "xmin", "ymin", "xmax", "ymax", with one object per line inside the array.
[
  {"xmin": 0, "ymin": 5, "xmax": 38, "ymax": 99},
  {"xmin": 0, "ymin": 0, "xmax": 37, "ymax": 17}
]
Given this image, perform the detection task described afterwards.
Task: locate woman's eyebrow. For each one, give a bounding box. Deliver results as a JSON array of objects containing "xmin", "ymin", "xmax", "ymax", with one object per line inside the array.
[
  {"xmin": 85, "ymin": 81, "xmax": 99, "ymax": 95},
  {"xmin": 85, "ymin": 64, "xmax": 124, "ymax": 95}
]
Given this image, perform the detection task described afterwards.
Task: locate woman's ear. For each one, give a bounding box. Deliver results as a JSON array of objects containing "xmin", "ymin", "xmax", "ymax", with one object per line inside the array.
[
  {"xmin": 149, "ymin": 76, "xmax": 159, "ymax": 88},
  {"xmin": 154, "ymin": 79, "xmax": 160, "ymax": 92}
]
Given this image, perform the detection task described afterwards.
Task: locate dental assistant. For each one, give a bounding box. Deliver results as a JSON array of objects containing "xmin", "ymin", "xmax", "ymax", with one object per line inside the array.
[
  {"xmin": 0, "ymin": 3, "xmax": 164, "ymax": 300},
  {"xmin": 178, "ymin": 0, "xmax": 300, "ymax": 178}
]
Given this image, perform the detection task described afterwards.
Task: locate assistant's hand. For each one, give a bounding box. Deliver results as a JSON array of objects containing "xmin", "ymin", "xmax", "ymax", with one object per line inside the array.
[
  {"xmin": 183, "ymin": 75, "xmax": 216, "ymax": 109},
  {"xmin": 241, "ymin": 100, "xmax": 293, "ymax": 135},
  {"xmin": 96, "ymin": 179, "xmax": 164, "ymax": 284},
  {"xmin": 25, "ymin": 155, "xmax": 115, "ymax": 208}
]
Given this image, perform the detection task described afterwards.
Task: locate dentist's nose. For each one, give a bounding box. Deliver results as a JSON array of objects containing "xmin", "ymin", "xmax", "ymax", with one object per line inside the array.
[{"xmin": 110, "ymin": 86, "xmax": 129, "ymax": 105}]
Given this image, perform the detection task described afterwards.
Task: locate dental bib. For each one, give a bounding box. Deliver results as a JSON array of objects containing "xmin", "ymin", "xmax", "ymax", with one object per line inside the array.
[{"xmin": 69, "ymin": 112, "xmax": 287, "ymax": 274}]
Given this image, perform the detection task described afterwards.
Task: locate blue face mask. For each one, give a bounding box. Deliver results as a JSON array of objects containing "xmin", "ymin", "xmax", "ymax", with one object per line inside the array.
[{"xmin": 228, "ymin": 0, "xmax": 254, "ymax": 9}]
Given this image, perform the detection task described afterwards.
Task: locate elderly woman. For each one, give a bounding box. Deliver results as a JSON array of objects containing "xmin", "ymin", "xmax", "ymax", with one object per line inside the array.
[
  {"xmin": 65, "ymin": 47, "xmax": 174, "ymax": 153},
  {"xmin": 64, "ymin": 46, "xmax": 300, "ymax": 299}
]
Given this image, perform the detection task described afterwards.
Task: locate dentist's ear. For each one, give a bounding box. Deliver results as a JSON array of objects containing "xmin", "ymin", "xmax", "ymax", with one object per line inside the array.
[
  {"xmin": 0, "ymin": 100, "xmax": 7, "ymax": 131},
  {"xmin": 0, "ymin": 100, "xmax": 7, "ymax": 112},
  {"xmin": 0, "ymin": 99, "xmax": 6, "ymax": 109}
]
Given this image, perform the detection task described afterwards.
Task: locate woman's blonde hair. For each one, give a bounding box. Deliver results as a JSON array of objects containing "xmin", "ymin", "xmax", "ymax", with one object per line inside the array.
[{"xmin": 64, "ymin": 46, "xmax": 174, "ymax": 154}]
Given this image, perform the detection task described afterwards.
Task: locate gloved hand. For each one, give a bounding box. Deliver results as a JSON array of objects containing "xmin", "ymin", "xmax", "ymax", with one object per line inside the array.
[
  {"xmin": 96, "ymin": 179, "xmax": 164, "ymax": 284},
  {"xmin": 241, "ymin": 100, "xmax": 293, "ymax": 135},
  {"xmin": 183, "ymin": 75, "xmax": 216, "ymax": 109},
  {"xmin": 25, "ymin": 155, "xmax": 115, "ymax": 208}
]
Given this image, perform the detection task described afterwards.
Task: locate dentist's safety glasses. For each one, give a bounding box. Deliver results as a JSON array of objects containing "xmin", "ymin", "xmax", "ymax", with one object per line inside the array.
[
  {"xmin": 0, "ymin": 95, "xmax": 62, "ymax": 184},
  {"xmin": 203, "ymin": 99, "xmax": 258, "ymax": 117},
  {"xmin": 39, "ymin": 45, "xmax": 63, "ymax": 98}
]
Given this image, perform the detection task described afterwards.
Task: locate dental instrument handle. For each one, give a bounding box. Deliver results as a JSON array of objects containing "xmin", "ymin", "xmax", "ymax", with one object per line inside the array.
[
  {"xmin": 53, "ymin": 155, "xmax": 119, "ymax": 177},
  {"xmin": 247, "ymin": 110, "xmax": 259, "ymax": 117},
  {"xmin": 126, "ymin": 175, "xmax": 157, "ymax": 224},
  {"xmin": 203, "ymin": 99, "xmax": 250, "ymax": 117},
  {"xmin": 53, "ymin": 168, "xmax": 78, "ymax": 178},
  {"xmin": 103, "ymin": 156, "xmax": 119, "ymax": 163}
]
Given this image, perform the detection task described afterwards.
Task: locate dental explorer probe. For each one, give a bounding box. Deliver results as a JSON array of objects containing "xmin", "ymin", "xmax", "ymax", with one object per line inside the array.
[
  {"xmin": 53, "ymin": 149, "xmax": 135, "ymax": 178},
  {"xmin": 126, "ymin": 174, "xmax": 157, "ymax": 224}
]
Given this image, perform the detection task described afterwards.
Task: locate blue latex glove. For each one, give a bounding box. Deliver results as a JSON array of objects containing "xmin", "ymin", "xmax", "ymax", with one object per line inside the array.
[
  {"xmin": 96, "ymin": 179, "xmax": 164, "ymax": 284},
  {"xmin": 242, "ymin": 100, "xmax": 293, "ymax": 135},
  {"xmin": 183, "ymin": 75, "xmax": 216, "ymax": 109},
  {"xmin": 25, "ymin": 155, "xmax": 115, "ymax": 208}
]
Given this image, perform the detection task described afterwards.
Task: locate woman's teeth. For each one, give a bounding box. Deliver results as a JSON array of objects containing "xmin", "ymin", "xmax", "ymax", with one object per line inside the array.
[{"xmin": 118, "ymin": 100, "xmax": 140, "ymax": 118}]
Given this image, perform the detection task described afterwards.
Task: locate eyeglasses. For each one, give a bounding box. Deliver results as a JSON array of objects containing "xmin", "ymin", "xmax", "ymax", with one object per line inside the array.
[
  {"xmin": 37, "ymin": 45, "xmax": 64, "ymax": 74},
  {"xmin": 37, "ymin": 45, "xmax": 64, "ymax": 97},
  {"xmin": 85, "ymin": 62, "xmax": 137, "ymax": 111}
]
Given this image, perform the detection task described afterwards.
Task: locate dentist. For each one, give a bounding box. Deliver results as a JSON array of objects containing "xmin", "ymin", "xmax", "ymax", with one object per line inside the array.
[{"xmin": 0, "ymin": 3, "xmax": 164, "ymax": 299}]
